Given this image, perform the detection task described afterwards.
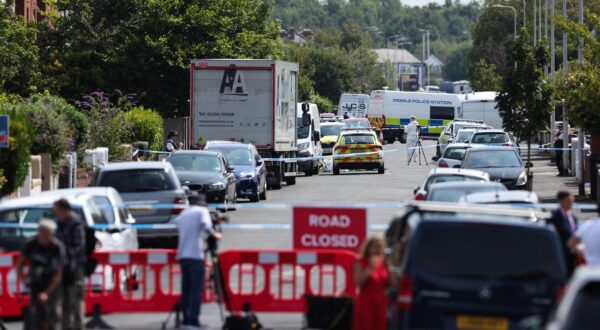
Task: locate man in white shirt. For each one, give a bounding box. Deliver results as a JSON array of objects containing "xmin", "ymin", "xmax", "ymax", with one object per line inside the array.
[
  {"xmin": 569, "ymin": 218, "xmax": 600, "ymax": 266},
  {"xmin": 405, "ymin": 116, "xmax": 420, "ymax": 164},
  {"xmin": 175, "ymin": 195, "xmax": 221, "ymax": 330}
]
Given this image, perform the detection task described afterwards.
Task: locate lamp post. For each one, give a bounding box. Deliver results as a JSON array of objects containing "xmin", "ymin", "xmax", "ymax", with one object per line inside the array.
[
  {"xmin": 492, "ymin": 4, "xmax": 518, "ymax": 68},
  {"xmin": 562, "ymin": 0, "xmax": 569, "ymax": 176},
  {"xmin": 418, "ymin": 29, "xmax": 430, "ymax": 87},
  {"xmin": 577, "ymin": 0, "xmax": 585, "ymax": 195}
]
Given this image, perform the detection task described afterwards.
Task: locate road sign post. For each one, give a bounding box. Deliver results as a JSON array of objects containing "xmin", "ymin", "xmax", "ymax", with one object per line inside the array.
[{"xmin": 0, "ymin": 115, "xmax": 9, "ymax": 148}]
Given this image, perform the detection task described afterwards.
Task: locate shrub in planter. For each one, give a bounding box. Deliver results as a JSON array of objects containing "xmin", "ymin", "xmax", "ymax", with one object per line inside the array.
[
  {"xmin": 0, "ymin": 103, "xmax": 33, "ymax": 197},
  {"xmin": 124, "ymin": 106, "xmax": 164, "ymax": 151}
]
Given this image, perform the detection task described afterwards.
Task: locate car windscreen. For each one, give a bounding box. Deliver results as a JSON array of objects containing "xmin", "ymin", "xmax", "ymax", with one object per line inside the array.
[
  {"xmin": 471, "ymin": 132, "xmax": 509, "ymax": 144},
  {"xmin": 443, "ymin": 147, "xmax": 468, "ymax": 160},
  {"xmin": 169, "ymin": 154, "xmax": 223, "ymax": 172},
  {"xmin": 208, "ymin": 148, "xmax": 253, "ymax": 166},
  {"xmin": 425, "ymin": 175, "xmax": 485, "ymax": 191},
  {"xmin": 413, "ymin": 223, "xmax": 564, "ymax": 280},
  {"xmin": 465, "ymin": 150, "xmax": 522, "ymax": 168},
  {"xmin": 297, "ymin": 118, "xmax": 310, "ymax": 139},
  {"xmin": 456, "ymin": 131, "xmax": 475, "ymax": 143},
  {"xmin": 321, "ymin": 125, "xmax": 343, "ymax": 137},
  {"xmin": 342, "ymin": 134, "xmax": 375, "ymax": 145},
  {"xmin": 345, "ymin": 120, "xmax": 370, "ymax": 128},
  {"xmin": 428, "ymin": 185, "xmax": 504, "ymax": 202},
  {"xmin": 564, "ymin": 282, "xmax": 600, "ymax": 329},
  {"xmin": 98, "ymin": 169, "xmax": 177, "ymax": 193}
]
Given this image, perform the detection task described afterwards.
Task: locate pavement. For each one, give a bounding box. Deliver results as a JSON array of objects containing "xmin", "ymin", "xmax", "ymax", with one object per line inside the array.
[{"xmin": 3, "ymin": 140, "xmax": 591, "ymax": 330}]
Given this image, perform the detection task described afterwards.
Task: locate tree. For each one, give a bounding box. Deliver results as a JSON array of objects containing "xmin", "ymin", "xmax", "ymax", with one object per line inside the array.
[
  {"xmin": 468, "ymin": 58, "xmax": 501, "ymax": 91},
  {"xmin": 0, "ymin": 103, "xmax": 33, "ymax": 197},
  {"xmin": 497, "ymin": 30, "xmax": 552, "ymax": 182}
]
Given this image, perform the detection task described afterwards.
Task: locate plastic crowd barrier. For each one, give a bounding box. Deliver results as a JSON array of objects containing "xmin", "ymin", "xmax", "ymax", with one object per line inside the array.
[
  {"xmin": 0, "ymin": 250, "xmax": 215, "ymax": 318},
  {"xmin": 218, "ymin": 249, "xmax": 357, "ymax": 313}
]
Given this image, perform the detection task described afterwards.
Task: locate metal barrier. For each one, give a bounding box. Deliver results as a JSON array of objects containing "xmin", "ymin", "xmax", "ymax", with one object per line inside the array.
[
  {"xmin": 218, "ymin": 249, "xmax": 357, "ymax": 313},
  {"xmin": 0, "ymin": 250, "xmax": 215, "ymax": 318}
]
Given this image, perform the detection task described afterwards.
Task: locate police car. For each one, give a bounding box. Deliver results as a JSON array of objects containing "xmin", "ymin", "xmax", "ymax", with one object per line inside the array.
[
  {"xmin": 332, "ymin": 129, "xmax": 384, "ymax": 175},
  {"xmin": 437, "ymin": 120, "xmax": 489, "ymax": 157}
]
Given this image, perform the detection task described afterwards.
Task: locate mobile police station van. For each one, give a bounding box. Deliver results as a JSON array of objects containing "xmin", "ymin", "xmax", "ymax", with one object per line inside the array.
[{"xmin": 367, "ymin": 90, "xmax": 462, "ymax": 138}]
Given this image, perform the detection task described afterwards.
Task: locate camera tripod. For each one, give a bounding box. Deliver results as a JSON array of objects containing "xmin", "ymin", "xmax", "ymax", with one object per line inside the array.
[{"xmin": 407, "ymin": 139, "xmax": 428, "ymax": 166}]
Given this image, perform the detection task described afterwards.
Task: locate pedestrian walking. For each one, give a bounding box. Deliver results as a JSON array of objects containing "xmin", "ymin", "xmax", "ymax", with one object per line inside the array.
[
  {"xmin": 568, "ymin": 217, "xmax": 600, "ymax": 266},
  {"xmin": 549, "ymin": 190, "xmax": 578, "ymax": 275},
  {"xmin": 18, "ymin": 219, "xmax": 66, "ymax": 330},
  {"xmin": 175, "ymin": 195, "xmax": 221, "ymax": 330},
  {"xmin": 352, "ymin": 236, "xmax": 389, "ymax": 330},
  {"xmin": 555, "ymin": 123, "xmax": 565, "ymax": 176},
  {"xmin": 53, "ymin": 199, "xmax": 85, "ymax": 330},
  {"xmin": 405, "ymin": 116, "xmax": 419, "ymax": 164},
  {"xmin": 165, "ymin": 130, "xmax": 182, "ymax": 152}
]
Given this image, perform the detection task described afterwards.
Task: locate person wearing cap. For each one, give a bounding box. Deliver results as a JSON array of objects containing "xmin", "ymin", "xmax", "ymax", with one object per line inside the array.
[
  {"xmin": 165, "ymin": 130, "xmax": 182, "ymax": 152},
  {"xmin": 405, "ymin": 115, "xmax": 420, "ymax": 164},
  {"xmin": 555, "ymin": 123, "xmax": 565, "ymax": 176},
  {"xmin": 18, "ymin": 219, "xmax": 66, "ymax": 330}
]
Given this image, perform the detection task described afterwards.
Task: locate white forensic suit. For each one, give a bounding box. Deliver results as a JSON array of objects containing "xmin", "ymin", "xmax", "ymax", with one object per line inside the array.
[{"xmin": 405, "ymin": 119, "xmax": 420, "ymax": 162}]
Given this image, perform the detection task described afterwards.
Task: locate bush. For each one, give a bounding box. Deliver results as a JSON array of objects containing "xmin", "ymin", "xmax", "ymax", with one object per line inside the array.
[
  {"xmin": 123, "ymin": 106, "xmax": 164, "ymax": 151},
  {"xmin": 312, "ymin": 94, "xmax": 334, "ymax": 113},
  {"xmin": 0, "ymin": 103, "xmax": 33, "ymax": 197}
]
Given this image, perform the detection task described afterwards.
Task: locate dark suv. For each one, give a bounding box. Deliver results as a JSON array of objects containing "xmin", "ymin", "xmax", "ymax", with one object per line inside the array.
[{"xmin": 386, "ymin": 204, "xmax": 567, "ymax": 330}]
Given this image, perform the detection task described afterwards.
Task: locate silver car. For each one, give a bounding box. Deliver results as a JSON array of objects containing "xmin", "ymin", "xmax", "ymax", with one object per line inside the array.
[
  {"xmin": 92, "ymin": 161, "xmax": 188, "ymax": 247},
  {"xmin": 426, "ymin": 181, "xmax": 507, "ymax": 203},
  {"xmin": 436, "ymin": 143, "xmax": 474, "ymax": 169},
  {"xmin": 469, "ymin": 129, "xmax": 515, "ymax": 147}
]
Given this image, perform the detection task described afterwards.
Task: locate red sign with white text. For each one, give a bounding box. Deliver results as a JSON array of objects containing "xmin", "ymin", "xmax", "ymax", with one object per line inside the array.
[{"xmin": 293, "ymin": 207, "xmax": 367, "ymax": 252}]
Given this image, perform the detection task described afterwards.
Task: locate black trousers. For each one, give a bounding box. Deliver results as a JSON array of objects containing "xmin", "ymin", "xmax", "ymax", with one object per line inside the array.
[{"xmin": 555, "ymin": 150, "xmax": 564, "ymax": 175}]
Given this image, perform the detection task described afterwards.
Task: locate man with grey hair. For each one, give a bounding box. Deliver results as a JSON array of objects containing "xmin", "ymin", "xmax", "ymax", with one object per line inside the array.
[{"xmin": 18, "ymin": 219, "xmax": 66, "ymax": 330}]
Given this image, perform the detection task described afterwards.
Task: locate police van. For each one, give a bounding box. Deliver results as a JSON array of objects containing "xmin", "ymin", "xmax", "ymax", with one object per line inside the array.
[
  {"xmin": 338, "ymin": 93, "xmax": 369, "ymax": 118},
  {"xmin": 367, "ymin": 90, "xmax": 462, "ymax": 138}
]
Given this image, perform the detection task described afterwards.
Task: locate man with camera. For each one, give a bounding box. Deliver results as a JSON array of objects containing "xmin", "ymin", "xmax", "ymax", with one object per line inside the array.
[{"xmin": 175, "ymin": 195, "xmax": 222, "ymax": 330}]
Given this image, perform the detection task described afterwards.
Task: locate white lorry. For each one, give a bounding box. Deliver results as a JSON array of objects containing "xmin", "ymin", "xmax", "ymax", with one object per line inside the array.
[
  {"xmin": 296, "ymin": 103, "xmax": 322, "ymax": 176},
  {"xmin": 190, "ymin": 59, "xmax": 299, "ymax": 189},
  {"xmin": 458, "ymin": 92, "xmax": 502, "ymax": 129},
  {"xmin": 338, "ymin": 93, "xmax": 369, "ymax": 118}
]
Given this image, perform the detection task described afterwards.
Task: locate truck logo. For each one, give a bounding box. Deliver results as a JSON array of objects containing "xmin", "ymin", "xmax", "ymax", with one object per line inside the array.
[{"xmin": 220, "ymin": 68, "xmax": 248, "ymax": 98}]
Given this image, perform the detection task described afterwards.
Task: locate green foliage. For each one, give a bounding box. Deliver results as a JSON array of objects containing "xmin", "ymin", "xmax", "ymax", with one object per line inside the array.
[
  {"xmin": 124, "ymin": 106, "xmax": 164, "ymax": 151},
  {"xmin": 0, "ymin": 103, "xmax": 33, "ymax": 197},
  {"xmin": 468, "ymin": 59, "xmax": 502, "ymax": 91},
  {"xmin": 443, "ymin": 41, "xmax": 471, "ymax": 81},
  {"xmin": 0, "ymin": 169, "xmax": 6, "ymax": 192},
  {"xmin": 312, "ymin": 95, "xmax": 334, "ymax": 113},
  {"xmin": 497, "ymin": 30, "xmax": 552, "ymax": 175}
]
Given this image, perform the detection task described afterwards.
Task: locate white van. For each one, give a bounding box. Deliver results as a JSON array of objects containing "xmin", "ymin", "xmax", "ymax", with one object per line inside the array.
[
  {"xmin": 458, "ymin": 92, "xmax": 502, "ymax": 129},
  {"xmin": 367, "ymin": 90, "xmax": 462, "ymax": 137},
  {"xmin": 297, "ymin": 103, "xmax": 322, "ymax": 176},
  {"xmin": 338, "ymin": 93, "xmax": 369, "ymax": 118}
]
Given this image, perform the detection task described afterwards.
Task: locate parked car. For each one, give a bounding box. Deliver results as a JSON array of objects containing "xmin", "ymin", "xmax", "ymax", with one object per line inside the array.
[
  {"xmin": 320, "ymin": 122, "xmax": 346, "ymax": 155},
  {"xmin": 436, "ymin": 143, "xmax": 476, "ymax": 168},
  {"xmin": 455, "ymin": 128, "xmax": 482, "ymax": 144},
  {"xmin": 469, "ymin": 129, "xmax": 515, "ymax": 147},
  {"xmin": 92, "ymin": 161, "xmax": 187, "ymax": 247},
  {"xmin": 386, "ymin": 204, "xmax": 568, "ymax": 329},
  {"xmin": 437, "ymin": 120, "xmax": 488, "ymax": 157},
  {"xmin": 461, "ymin": 147, "xmax": 528, "ymax": 190},
  {"xmin": 204, "ymin": 141, "xmax": 267, "ymax": 202},
  {"xmin": 168, "ymin": 150, "xmax": 237, "ymax": 207},
  {"xmin": 426, "ymin": 181, "xmax": 507, "ymax": 202},
  {"xmin": 382, "ymin": 124, "xmax": 404, "ymax": 144},
  {"xmin": 343, "ymin": 118, "xmax": 371, "ymax": 129},
  {"xmin": 460, "ymin": 191, "xmax": 540, "ymax": 205},
  {"xmin": 414, "ymin": 168, "xmax": 490, "ymax": 200},
  {"xmin": 333, "ymin": 129, "xmax": 384, "ymax": 175},
  {"xmin": 547, "ymin": 267, "xmax": 600, "ymax": 330}
]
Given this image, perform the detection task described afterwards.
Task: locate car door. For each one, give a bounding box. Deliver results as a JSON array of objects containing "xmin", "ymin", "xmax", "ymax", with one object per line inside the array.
[
  {"xmin": 222, "ymin": 155, "xmax": 236, "ymax": 199},
  {"xmin": 254, "ymin": 150, "xmax": 266, "ymax": 189}
]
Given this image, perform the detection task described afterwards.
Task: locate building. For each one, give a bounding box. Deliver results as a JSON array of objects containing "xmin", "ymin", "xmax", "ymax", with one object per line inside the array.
[
  {"xmin": 7, "ymin": 0, "xmax": 52, "ymax": 22},
  {"xmin": 424, "ymin": 54, "xmax": 444, "ymax": 82},
  {"xmin": 372, "ymin": 48, "xmax": 424, "ymax": 91}
]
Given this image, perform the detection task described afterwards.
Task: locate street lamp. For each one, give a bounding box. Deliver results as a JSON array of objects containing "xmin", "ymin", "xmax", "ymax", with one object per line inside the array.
[
  {"xmin": 492, "ymin": 5, "xmax": 517, "ymax": 40},
  {"xmin": 418, "ymin": 29, "xmax": 430, "ymax": 87}
]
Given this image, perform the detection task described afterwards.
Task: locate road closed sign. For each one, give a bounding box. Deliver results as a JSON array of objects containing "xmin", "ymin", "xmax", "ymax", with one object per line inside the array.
[{"xmin": 293, "ymin": 207, "xmax": 367, "ymax": 252}]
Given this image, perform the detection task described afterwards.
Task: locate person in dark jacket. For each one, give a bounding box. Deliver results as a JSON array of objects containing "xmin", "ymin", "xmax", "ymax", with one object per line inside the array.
[
  {"xmin": 165, "ymin": 130, "xmax": 182, "ymax": 152},
  {"xmin": 549, "ymin": 190, "xmax": 577, "ymax": 276},
  {"xmin": 555, "ymin": 123, "xmax": 565, "ymax": 176},
  {"xmin": 53, "ymin": 199, "xmax": 85, "ymax": 330}
]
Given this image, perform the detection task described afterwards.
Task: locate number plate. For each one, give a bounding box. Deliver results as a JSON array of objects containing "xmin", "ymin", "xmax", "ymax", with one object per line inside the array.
[
  {"xmin": 456, "ymin": 315, "xmax": 509, "ymax": 330},
  {"xmin": 128, "ymin": 205, "xmax": 153, "ymax": 212},
  {"xmin": 323, "ymin": 148, "xmax": 332, "ymax": 154}
]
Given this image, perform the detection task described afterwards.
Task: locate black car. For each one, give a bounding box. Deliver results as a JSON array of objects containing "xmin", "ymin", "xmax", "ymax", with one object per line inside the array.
[
  {"xmin": 386, "ymin": 205, "xmax": 567, "ymax": 330},
  {"xmin": 461, "ymin": 146, "xmax": 528, "ymax": 189},
  {"xmin": 167, "ymin": 151, "xmax": 237, "ymax": 208}
]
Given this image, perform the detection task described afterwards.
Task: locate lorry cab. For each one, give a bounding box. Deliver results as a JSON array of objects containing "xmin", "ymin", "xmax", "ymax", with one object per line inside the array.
[{"xmin": 297, "ymin": 103, "xmax": 322, "ymax": 176}]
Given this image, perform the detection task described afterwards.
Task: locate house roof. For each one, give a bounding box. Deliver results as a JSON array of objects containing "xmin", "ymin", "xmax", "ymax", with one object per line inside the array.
[
  {"xmin": 372, "ymin": 48, "xmax": 422, "ymax": 65},
  {"xmin": 425, "ymin": 54, "xmax": 444, "ymax": 67}
]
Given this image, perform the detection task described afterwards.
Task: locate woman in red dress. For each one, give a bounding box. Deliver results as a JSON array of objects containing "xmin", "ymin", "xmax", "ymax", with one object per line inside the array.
[{"xmin": 352, "ymin": 236, "xmax": 389, "ymax": 330}]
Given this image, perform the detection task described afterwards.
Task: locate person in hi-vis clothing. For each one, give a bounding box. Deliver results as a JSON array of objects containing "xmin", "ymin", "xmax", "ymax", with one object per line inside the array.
[{"xmin": 405, "ymin": 116, "xmax": 419, "ymax": 164}]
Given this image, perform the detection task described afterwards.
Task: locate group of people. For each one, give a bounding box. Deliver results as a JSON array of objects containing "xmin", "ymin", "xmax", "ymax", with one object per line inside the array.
[{"xmin": 18, "ymin": 199, "xmax": 86, "ymax": 330}]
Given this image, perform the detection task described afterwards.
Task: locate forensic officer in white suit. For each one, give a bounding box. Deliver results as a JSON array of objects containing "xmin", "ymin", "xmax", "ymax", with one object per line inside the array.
[{"xmin": 405, "ymin": 115, "xmax": 420, "ymax": 164}]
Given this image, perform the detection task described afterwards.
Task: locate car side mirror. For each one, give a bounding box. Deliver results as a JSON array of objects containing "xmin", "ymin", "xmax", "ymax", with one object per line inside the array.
[
  {"xmin": 526, "ymin": 162, "xmax": 534, "ymax": 168},
  {"xmin": 431, "ymin": 156, "xmax": 439, "ymax": 162},
  {"xmin": 227, "ymin": 166, "xmax": 235, "ymax": 173},
  {"xmin": 313, "ymin": 131, "xmax": 321, "ymax": 141},
  {"xmin": 444, "ymin": 131, "xmax": 451, "ymax": 136},
  {"xmin": 256, "ymin": 159, "xmax": 263, "ymax": 166},
  {"xmin": 182, "ymin": 185, "xmax": 191, "ymax": 196}
]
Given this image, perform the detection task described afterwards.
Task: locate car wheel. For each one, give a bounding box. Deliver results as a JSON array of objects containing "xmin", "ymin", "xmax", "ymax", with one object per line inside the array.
[
  {"xmin": 387, "ymin": 139, "xmax": 395, "ymax": 144},
  {"xmin": 305, "ymin": 163, "xmax": 313, "ymax": 177},
  {"xmin": 436, "ymin": 145, "xmax": 441, "ymax": 158},
  {"xmin": 285, "ymin": 176, "xmax": 296, "ymax": 185},
  {"xmin": 378, "ymin": 164, "xmax": 385, "ymax": 174},
  {"xmin": 333, "ymin": 166, "xmax": 340, "ymax": 175},
  {"xmin": 259, "ymin": 182, "xmax": 267, "ymax": 200},
  {"xmin": 250, "ymin": 184, "xmax": 260, "ymax": 202}
]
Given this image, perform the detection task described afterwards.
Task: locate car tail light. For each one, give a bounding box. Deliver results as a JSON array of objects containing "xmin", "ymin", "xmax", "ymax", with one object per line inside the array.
[
  {"xmin": 171, "ymin": 197, "xmax": 186, "ymax": 215},
  {"xmin": 264, "ymin": 161, "xmax": 272, "ymax": 167},
  {"xmin": 502, "ymin": 143, "xmax": 513, "ymax": 147},
  {"xmin": 397, "ymin": 274, "xmax": 413, "ymax": 310},
  {"xmin": 556, "ymin": 285, "xmax": 567, "ymax": 303},
  {"xmin": 415, "ymin": 193, "xmax": 425, "ymax": 201},
  {"xmin": 438, "ymin": 160, "xmax": 448, "ymax": 168}
]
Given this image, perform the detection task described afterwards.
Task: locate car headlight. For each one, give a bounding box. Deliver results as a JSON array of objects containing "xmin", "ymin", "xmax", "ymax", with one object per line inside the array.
[
  {"xmin": 240, "ymin": 172, "xmax": 254, "ymax": 180},
  {"xmin": 298, "ymin": 142, "xmax": 310, "ymax": 150},
  {"xmin": 209, "ymin": 182, "xmax": 226, "ymax": 191},
  {"xmin": 517, "ymin": 172, "xmax": 527, "ymax": 185}
]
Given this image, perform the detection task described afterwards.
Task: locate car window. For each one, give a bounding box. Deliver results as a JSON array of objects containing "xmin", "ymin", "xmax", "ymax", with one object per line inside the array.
[
  {"xmin": 98, "ymin": 169, "xmax": 177, "ymax": 193},
  {"xmin": 471, "ymin": 132, "xmax": 509, "ymax": 144},
  {"xmin": 342, "ymin": 134, "xmax": 375, "ymax": 145},
  {"xmin": 564, "ymin": 282, "xmax": 600, "ymax": 329},
  {"xmin": 456, "ymin": 131, "xmax": 475, "ymax": 143},
  {"xmin": 88, "ymin": 200, "xmax": 109, "ymax": 224},
  {"xmin": 413, "ymin": 223, "xmax": 564, "ymax": 280},
  {"xmin": 297, "ymin": 118, "xmax": 310, "ymax": 139},
  {"xmin": 428, "ymin": 186, "xmax": 504, "ymax": 202},
  {"xmin": 0, "ymin": 207, "xmax": 86, "ymax": 241},
  {"xmin": 443, "ymin": 147, "xmax": 468, "ymax": 160},
  {"xmin": 92, "ymin": 196, "xmax": 115, "ymax": 224},
  {"xmin": 217, "ymin": 149, "xmax": 253, "ymax": 166},
  {"xmin": 168, "ymin": 154, "xmax": 223, "ymax": 172},
  {"xmin": 345, "ymin": 120, "xmax": 370, "ymax": 128},
  {"xmin": 465, "ymin": 150, "xmax": 522, "ymax": 168},
  {"xmin": 426, "ymin": 175, "xmax": 485, "ymax": 191},
  {"xmin": 321, "ymin": 125, "xmax": 343, "ymax": 136}
]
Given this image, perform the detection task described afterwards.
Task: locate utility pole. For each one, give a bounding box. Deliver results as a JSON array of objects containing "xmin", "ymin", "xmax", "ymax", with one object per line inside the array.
[
  {"xmin": 578, "ymin": 0, "xmax": 585, "ymax": 195},
  {"xmin": 562, "ymin": 0, "xmax": 570, "ymax": 176},
  {"xmin": 427, "ymin": 30, "xmax": 430, "ymax": 86},
  {"xmin": 534, "ymin": 0, "xmax": 537, "ymax": 45},
  {"xmin": 550, "ymin": 0, "xmax": 556, "ymax": 155}
]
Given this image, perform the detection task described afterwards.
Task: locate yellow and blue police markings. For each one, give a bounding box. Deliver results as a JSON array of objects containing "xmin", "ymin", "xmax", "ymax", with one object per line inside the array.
[{"xmin": 384, "ymin": 117, "xmax": 450, "ymax": 135}]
